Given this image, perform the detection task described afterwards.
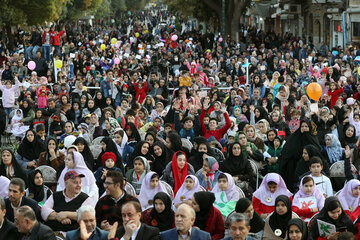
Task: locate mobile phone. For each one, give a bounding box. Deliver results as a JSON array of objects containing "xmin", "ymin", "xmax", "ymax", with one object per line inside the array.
[{"xmin": 337, "ymin": 226, "xmax": 347, "ymax": 232}]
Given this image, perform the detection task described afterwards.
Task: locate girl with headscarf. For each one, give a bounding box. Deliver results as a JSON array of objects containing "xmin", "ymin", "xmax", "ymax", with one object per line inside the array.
[
  {"xmin": 16, "ymin": 129, "xmax": 46, "ymax": 172},
  {"xmin": 138, "ymin": 172, "xmax": 167, "ymax": 211},
  {"xmin": 192, "ymin": 191, "xmax": 225, "ymax": 240},
  {"xmin": 38, "ymin": 137, "xmax": 66, "ymax": 172},
  {"xmin": 0, "ymin": 149, "xmax": 28, "ymax": 186},
  {"xmin": 231, "ymin": 105, "xmax": 248, "ymax": 124},
  {"xmin": 21, "ymin": 99, "xmax": 35, "ymax": 125},
  {"xmin": 269, "ymin": 110, "xmax": 291, "ymax": 138},
  {"xmin": 126, "ymin": 141, "xmax": 154, "ymax": 171},
  {"xmin": 287, "ymin": 218, "xmax": 308, "ymax": 240},
  {"xmin": 103, "ymin": 117, "xmax": 121, "ymax": 138},
  {"xmin": 96, "ymin": 136, "xmax": 124, "ymax": 172},
  {"xmin": 73, "ymin": 137, "xmax": 95, "ymax": 171},
  {"xmin": 173, "ymin": 175, "xmax": 202, "ymax": 208},
  {"xmin": 143, "ymin": 192, "xmax": 175, "ymax": 231},
  {"xmin": 252, "ymin": 173, "xmax": 292, "ymax": 219},
  {"xmin": 220, "ymin": 142, "xmax": 254, "ymax": 197},
  {"xmin": 197, "ymin": 156, "xmax": 221, "ymax": 191},
  {"xmin": 88, "ymin": 112, "xmax": 103, "ymax": 141},
  {"xmin": 255, "ymin": 119, "xmax": 270, "ymax": 142},
  {"xmin": 235, "ymin": 198, "xmax": 265, "ymax": 236},
  {"xmin": 244, "ymin": 124, "xmax": 265, "ymax": 152},
  {"xmin": 337, "ymin": 179, "xmax": 360, "ymax": 221},
  {"xmin": 322, "ymin": 134, "xmax": 344, "ymax": 165},
  {"xmin": 124, "ymin": 122, "xmax": 141, "ymax": 146},
  {"xmin": 125, "ymin": 156, "xmax": 151, "ymax": 195},
  {"xmin": 263, "ymin": 135, "xmax": 283, "ymax": 174},
  {"xmin": 162, "ymin": 151, "xmax": 195, "ymax": 195},
  {"xmin": 263, "ymin": 195, "xmax": 296, "ymax": 240},
  {"xmin": 114, "ymin": 130, "xmax": 134, "ymax": 165},
  {"xmin": 82, "ymin": 99, "xmax": 101, "ymax": 119},
  {"xmin": 151, "ymin": 141, "xmax": 173, "ymax": 176},
  {"xmin": 339, "ymin": 124, "xmax": 357, "ymax": 148},
  {"xmin": 59, "ymin": 120, "xmax": 79, "ymax": 149},
  {"xmin": 57, "ymin": 151, "xmax": 98, "ymax": 205},
  {"xmin": 211, "ymin": 173, "xmax": 239, "ymax": 201},
  {"xmin": 25, "ymin": 169, "xmax": 52, "ymax": 206},
  {"xmin": 10, "ymin": 109, "xmax": 29, "ymax": 139},
  {"xmin": 293, "ymin": 176, "xmax": 325, "ymax": 221},
  {"xmin": 280, "ymin": 118, "xmax": 321, "ymax": 192},
  {"xmin": 251, "ymin": 106, "xmax": 270, "ymax": 126},
  {"xmin": 145, "ymin": 131, "xmax": 158, "ymax": 155},
  {"xmin": 311, "ymin": 197, "xmax": 355, "ymax": 240}
]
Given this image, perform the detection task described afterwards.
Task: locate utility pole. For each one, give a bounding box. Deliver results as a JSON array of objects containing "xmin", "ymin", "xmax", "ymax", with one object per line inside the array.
[{"xmin": 222, "ymin": 0, "xmax": 226, "ymax": 53}]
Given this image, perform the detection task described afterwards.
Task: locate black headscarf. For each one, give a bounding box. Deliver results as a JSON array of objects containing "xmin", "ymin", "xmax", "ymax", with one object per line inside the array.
[
  {"xmin": 220, "ymin": 143, "xmax": 248, "ymax": 175},
  {"xmin": 188, "ymin": 141, "xmax": 215, "ymax": 172},
  {"xmin": 339, "ymin": 124, "xmax": 357, "ymax": 148},
  {"xmin": 269, "ymin": 195, "xmax": 292, "ymax": 239},
  {"xmin": 96, "ymin": 136, "xmax": 124, "ymax": 172},
  {"xmin": 27, "ymin": 169, "xmax": 45, "ymax": 202},
  {"xmin": 0, "ymin": 149, "xmax": 28, "ymax": 186},
  {"xmin": 193, "ymin": 191, "xmax": 215, "ymax": 230},
  {"xmin": 74, "ymin": 137, "xmax": 95, "ymax": 171},
  {"xmin": 127, "ymin": 141, "xmax": 154, "ymax": 170},
  {"xmin": 151, "ymin": 141, "xmax": 173, "ymax": 176},
  {"xmin": 17, "ymin": 129, "xmax": 46, "ymax": 161},
  {"xmin": 254, "ymin": 106, "xmax": 270, "ymax": 123},
  {"xmin": 287, "ymin": 218, "xmax": 308, "ymax": 240},
  {"xmin": 125, "ymin": 122, "xmax": 141, "ymax": 142},
  {"xmin": 21, "ymin": 99, "xmax": 32, "ymax": 117},
  {"xmin": 150, "ymin": 192, "xmax": 174, "ymax": 231},
  {"xmin": 313, "ymin": 196, "xmax": 355, "ymax": 237},
  {"xmin": 235, "ymin": 198, "xmax": 264, "ymax": 233}
]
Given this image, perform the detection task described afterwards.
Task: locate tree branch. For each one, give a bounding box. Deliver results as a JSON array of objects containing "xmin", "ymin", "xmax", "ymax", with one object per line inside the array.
[{"xmin": 201, "ymin": 0, "xmax": 221, "ymax": 16}]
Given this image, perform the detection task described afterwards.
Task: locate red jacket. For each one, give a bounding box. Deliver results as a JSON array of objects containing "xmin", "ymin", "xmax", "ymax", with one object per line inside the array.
[
  {"xmin": 202, "ymin": 207, "xmax": 225, "ymax": 240},
  {"xmin": 253, "ymin": 196, "xmax": 294, "ymax": 216},
  {"xmin": 41, "ymin": 31, "xmax": 53, "ymax": 45},
  {"xmin": 200, "ymin": 109, "xmax": 231, "ymax": 141},
  {"xmin": 51, "ymin": 30, "xmax": 64, "ymax": 46},
  {"xmin": 292, "ymin": 205, "xmax": 318, "ymax": 220},
  {"xmin": 328, "ymin": 87, "xmax": 343, "ymax": 108},
  {"xmin": 134, "ymin": 81, "xmax": 148, "ymax": 104}
]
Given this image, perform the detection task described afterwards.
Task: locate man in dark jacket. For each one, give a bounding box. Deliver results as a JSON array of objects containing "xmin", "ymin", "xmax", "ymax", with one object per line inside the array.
[
  {"xmin": 5, "ymin": 178, "xmax": 41, "ymax": 222},
  {"xmin": 33, "ymin": 51, "xmax": 48, "ymax": 77},
  {"xmin": 108, "ymin": 201, "xmax": 159, "ymax": 240},
  {"xmin": 0, "ymin": 197, "xmax": 18, "ymax": 240},
  {"xmin": 15, "ymin": 206, "xmax": 56, "ymax": 240},
  {"xmin": 26, "ymin": 26, "xmax": 42, "ymax": 60}
]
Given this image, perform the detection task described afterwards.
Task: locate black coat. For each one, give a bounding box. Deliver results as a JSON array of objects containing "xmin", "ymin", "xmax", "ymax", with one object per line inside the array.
[
  {"xmin": 0, "ymin": 218, "xmax": 18, "ymax": 240},
  {"xmin": 19, "ymin": 222, "xmax": 56, "ymax": 240},
  {"xmin": 5, "ymin": 196, "xmax": 41, "ymax": 222},
  {"xmin": 115, "ymin": 223, "xmax": 160, "ymax": 240}
]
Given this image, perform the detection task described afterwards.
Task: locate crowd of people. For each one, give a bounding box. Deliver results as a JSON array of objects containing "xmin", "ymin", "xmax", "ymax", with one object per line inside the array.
[{"xmin": 1, "ymin": 2, "xmax": 360, "ymax": 240}]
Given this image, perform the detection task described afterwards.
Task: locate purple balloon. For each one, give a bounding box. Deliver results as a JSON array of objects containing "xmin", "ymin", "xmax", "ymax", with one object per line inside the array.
[
  {"xmin": 27, "ymin": 61, "xmax": 36, "ymax": 70},
  {"xmin": 171, "ymin": 35, "xmax": 178, "ymax": 41}
]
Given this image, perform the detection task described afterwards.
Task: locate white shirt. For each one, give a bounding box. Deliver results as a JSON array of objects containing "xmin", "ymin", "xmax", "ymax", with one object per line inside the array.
[{"xmin": 310, "ymin": 174, "xmax": 333, "ymax": 197}]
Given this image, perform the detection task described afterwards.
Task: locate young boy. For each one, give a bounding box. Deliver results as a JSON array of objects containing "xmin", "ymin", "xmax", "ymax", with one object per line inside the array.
[
  {"xmin": 309, "ymin": 157, "xmax": 333, "ymax": 198},
  {"xmin": 263, "ymin": 136, "xmax": 283, "ymax": 174},
  {"xmin": 174, "ymin": 110, "xmax": 201, "ymax": 143}
]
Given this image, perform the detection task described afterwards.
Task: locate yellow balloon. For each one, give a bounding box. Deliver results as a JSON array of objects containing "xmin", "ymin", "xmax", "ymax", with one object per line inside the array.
[
  {"xmin": 154, "ymin": 3, "xmax": 156, "ymax": 7},
  {"xmin": 358, "ymin": 67, "xmax": 360, "ymax": 75},
  {"xmin": 101, "ymin": 44, "xmax": 106, "ymax": 50},
  {"xmin": 55, "ymin": 60, "xmax": 63, "ymax": 69},
  {"xmin": 135, "ymin": 32, "xmax": 140, "ymax": 38},
  {"xmin": 111, "ymin": 38, "xmax": 117, "ymax": 45},
  {"xmin": 306, "ymin": 82, "xmax": 322, "ymax": 101}
]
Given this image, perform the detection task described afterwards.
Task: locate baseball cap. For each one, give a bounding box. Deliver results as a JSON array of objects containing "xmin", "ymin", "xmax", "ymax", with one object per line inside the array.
[{"xmin": 64, "ymin": 170, "xmax": 85, "ymax": 181}]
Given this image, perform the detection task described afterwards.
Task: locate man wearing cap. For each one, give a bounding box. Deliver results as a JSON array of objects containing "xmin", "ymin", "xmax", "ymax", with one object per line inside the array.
[{"xmin": 42, "ymin": 171, "xmax": 93, "ymax": 231}]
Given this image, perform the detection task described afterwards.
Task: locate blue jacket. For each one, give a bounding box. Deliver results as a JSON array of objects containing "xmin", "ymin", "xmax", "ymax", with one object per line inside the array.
[
  {"xmin": 160, "ymin": 227, "xmax": 211, "ymax": 240},
  {"xmin": 66, "ymin": 226, "xmax": 108, "ymax": 240},
  {"xmin": 196, "ymin": 170, "xmax": 222, "ymax": 190}
]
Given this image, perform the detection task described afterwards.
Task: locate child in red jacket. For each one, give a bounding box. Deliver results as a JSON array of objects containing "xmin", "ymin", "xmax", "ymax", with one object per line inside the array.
[
  {"xmin": 51, "ymin": 26, "xmax": 65, "ymax": 57},
  {"xmin": 328, "ymin": 82, "xmax": 343, "ymax": 108},
  {"xmin": 134, "ymin": 80, "xmax": 148, "ymax": 103}
]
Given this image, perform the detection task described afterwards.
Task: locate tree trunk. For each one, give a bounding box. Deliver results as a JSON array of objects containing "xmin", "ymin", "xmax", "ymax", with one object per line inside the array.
[
  {"xmin": 228, "ymin": 0, "xmax": 251, "ymax": 40},
  {"xmin": 5, "ymin": 24, "xmax": 14, "ymax": 51}
]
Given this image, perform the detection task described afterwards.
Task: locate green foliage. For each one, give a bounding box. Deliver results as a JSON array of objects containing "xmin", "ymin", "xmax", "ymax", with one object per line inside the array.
[{"xmin": 60, "ymin": 0, "xmax": 103, "ymax": 22}]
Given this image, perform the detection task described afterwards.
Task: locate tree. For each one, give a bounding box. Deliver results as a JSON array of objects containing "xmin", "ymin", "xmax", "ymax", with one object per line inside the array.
[
  {"xmin": 164, "ymin": 0, "xmax": 251, "ymax": 39},
  {"xmin": 59, "ymin": 0, "xmax": 103, "ymax": 22}
]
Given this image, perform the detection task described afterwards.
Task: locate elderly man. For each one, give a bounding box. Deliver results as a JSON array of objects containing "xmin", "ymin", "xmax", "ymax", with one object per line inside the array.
[
  {"xmin": 108, "ymin": 201, "xmax": 159, "ymax": 240},
  {"xmin": 0, "ymin": 197, "xmax": 18, "ymax": 240},
  {"xmin": 66, "ymin": 206, "xmax": 108, "ymax": 240},
  {"xmin": 42, "ymin": 171, "xmax": 93, "ymax": 231},
  {"xmin": 222, "ymin": 213, "xmax": 257, "ymax": 240},
  {"xmin": 95, "ymin": 171, "xmax": 138, "ymax": 231},
  {"xmin": 160, "ymin": 203, "xmax": 211, "ymax": 240},
  {"xmin": 14, "ymin": 206, "xmax": 56, "ymax": 240},
  {"xmin": 5, "ymin": 178, "xmax": 41, "ymax": 222}
]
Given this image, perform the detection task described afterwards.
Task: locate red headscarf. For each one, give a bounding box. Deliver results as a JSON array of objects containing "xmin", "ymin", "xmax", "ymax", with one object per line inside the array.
[{"xmin": 171, "ymin": 151, "xmax": 188, "ymax": 195}]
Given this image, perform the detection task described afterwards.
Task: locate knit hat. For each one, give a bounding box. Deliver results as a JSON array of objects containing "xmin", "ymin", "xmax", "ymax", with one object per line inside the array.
[
  {"xmin": 101, "ymin": 152, "xmax": 117, "ymax": 165},
  {"xmin": 78, "ymin": 123, "xmax": 89, "ymax": 133}
]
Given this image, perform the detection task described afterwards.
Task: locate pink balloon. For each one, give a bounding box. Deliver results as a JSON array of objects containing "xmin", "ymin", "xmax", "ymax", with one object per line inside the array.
[
  {"xmin": 171, "ymin": 35, "xmax": 178, "ymax": 41},
  {"xmin": 218, "ymin": 37, "xmax": 223, "ymax": 42},
  {"xmin": 27, "ymin": 61, "xmax": 36, "ymax": 70},
  {"xmin": 114, "ymin": 57, "xmax": 120, "ymax": 65}
]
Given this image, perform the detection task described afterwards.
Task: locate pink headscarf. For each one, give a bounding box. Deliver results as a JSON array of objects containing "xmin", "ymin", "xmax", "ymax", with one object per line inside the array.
[
  {"xmin": 292, "ymin": 176, "xmax": 325, "ymax": 210},
  {"xmin": 338, "ymin": 179, "xmax": 360, "ymax": 212},
  {"xmin": 138, "ymin": 172, "xmax": 167, "ymax": 211},
  {"xmin": 173, "ymin": 175, "xmax": 201, "ymax": 204},
  {"xmin": 58, "ymin": 151, "xmax": 96, "ymax": 189},
  {"xmin": 211, "ymin": 173, "xmax": 239, "ymax": 201},
  {"xmin": 253, "ymin": 173, "xmax": 292, "ymax": 206}
]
